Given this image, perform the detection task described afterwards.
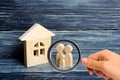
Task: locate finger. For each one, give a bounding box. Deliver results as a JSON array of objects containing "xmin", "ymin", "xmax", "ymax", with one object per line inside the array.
[
  {"xmin": 82, "ymin": 58, "xmax": 104, "ymax": 70},
  {"xmin": 107, "ymin": 78, "xmax": 113, "ymax": 80},
  {"xmin": 88, "ymin": 53, "xmax": 99, "ymax": 60},
  {"xmin": 87, "ymin": 68, "xmax": 94, "ymax": 75},
  {"xmin": 94, "ymin": 70, "xmax": 109, "ymax": 79},
  {"xmin": 105, "ymin": 78, "xmax": 113, "ymax": 80}
]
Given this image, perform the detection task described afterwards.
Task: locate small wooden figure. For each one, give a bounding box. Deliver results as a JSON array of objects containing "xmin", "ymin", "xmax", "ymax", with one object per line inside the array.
[
  {"xmin": 19, "ymin": 23, "xmax": 55, "ymax": 67},
  {"xmin": 59, "ymin": 54, "xmax": 65, "ymax": 68},
  {"xmin": 56, "ymin": 43, "xmax": 65, "ymax": 66},
  {"xmin": 65, "ymin": 45, "xmax": 73, "ymax": 67}
]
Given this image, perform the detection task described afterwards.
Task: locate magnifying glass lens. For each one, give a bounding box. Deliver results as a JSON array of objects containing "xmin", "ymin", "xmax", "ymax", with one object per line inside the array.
[{"xmin": 48, "ymin": 40, "xmax": 81, "ymax": 73}]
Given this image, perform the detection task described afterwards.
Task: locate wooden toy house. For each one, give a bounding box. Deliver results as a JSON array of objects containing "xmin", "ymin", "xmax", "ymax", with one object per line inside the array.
[{"xmin": 19, "ymin": 23, "xmax": 55, "ymax": 67}]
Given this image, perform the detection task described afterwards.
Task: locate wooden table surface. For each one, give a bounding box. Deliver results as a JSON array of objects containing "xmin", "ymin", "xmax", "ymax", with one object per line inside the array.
[
  {"xmin": 0, "ymin": 0, "xmax": 120, "ymax": 80},
  {"xmin": 0, "ymin": 30, "xmax": 120, "ymax": 80}
]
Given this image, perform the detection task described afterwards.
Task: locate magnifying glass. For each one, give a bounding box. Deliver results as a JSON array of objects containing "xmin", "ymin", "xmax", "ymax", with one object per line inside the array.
[{"xmin": 47, "ymin": 39, "xmax": 81, "ymax": 73}]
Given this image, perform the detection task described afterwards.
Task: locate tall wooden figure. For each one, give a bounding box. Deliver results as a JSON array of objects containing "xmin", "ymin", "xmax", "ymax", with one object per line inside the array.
[
  {"xmin": 65, "ymin": 45, "xmax": 73, "ymax": 67},
  {"xmin": 56, "ymin": 43, "xmax": 65, "ymax": 66}
]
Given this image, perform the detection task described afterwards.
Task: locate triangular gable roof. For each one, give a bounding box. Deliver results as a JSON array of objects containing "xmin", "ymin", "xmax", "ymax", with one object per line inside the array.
[{"xmin": 19, "ymin": 23, "xmax": 55, "ymax": 41}]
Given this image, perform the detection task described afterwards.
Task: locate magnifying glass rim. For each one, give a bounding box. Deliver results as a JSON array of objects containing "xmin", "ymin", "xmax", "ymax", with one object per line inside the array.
[{"xmin": 47, "ymin": 39, "xmax": 81, "ymax": 73}]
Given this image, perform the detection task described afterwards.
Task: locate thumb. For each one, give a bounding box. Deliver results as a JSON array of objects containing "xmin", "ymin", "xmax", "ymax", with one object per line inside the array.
[{"xmin": 82, "ymin": 58, "xmax": 104, "ymax": 70}]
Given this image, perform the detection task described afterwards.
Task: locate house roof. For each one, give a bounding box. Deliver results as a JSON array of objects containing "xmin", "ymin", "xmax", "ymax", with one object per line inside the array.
[{"xmin": 19, "ymin": 23, "xmax": 55, "ymax": 41}]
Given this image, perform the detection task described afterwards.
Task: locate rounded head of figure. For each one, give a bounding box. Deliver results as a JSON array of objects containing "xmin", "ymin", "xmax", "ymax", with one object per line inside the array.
[
  {"xmin": 56, "ymin": 43, "xmax": 65, "ymax": 52},
  {"xmin": 64, "ymin": 45, "xmax": 73, "ymax": 53}
]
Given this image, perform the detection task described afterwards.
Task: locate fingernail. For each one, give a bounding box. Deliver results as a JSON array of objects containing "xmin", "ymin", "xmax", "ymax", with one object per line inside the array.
[
  {"xmin": 82, "ymin": 58, "xmax": 88, "ymax": 63},
  {"xmin": 89, "ymin": 71, "xmax": 93, "ymax": 75}
]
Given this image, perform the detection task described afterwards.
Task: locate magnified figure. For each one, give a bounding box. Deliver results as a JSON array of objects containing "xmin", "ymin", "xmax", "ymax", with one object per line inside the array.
[{"xmin": 48, "ymin": 39, "xmax": 81, "ymax": 73}]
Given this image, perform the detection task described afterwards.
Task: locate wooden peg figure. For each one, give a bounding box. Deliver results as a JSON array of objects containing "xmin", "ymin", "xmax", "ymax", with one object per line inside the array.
[
  {"xmin": 59, "ymin": 54, "xmax": 65, "ymax": 68},
  {"xmin": 65, "ymin": 45, "xmax": 73, "ymax": 67},
  {"xmin": 56, "ymin": 43, "xmax": 65, "ymax": 66}
]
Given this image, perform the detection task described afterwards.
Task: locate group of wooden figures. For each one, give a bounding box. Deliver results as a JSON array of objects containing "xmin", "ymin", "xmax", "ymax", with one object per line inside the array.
[{"xmin": 56, "ymin": 43, "xmax": 73, "ymax": 68}]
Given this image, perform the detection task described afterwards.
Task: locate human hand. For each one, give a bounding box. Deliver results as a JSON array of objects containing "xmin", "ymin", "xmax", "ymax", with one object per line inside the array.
[{"xmin": 82, "ymin": 49, "xmax": 120, "ymax": 80}]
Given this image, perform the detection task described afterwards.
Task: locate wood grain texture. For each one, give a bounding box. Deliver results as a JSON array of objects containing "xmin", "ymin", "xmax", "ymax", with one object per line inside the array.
[
  {"xmin": 0, "ymin": 0, "xmax": 120, "ymax": 30},
  {"xmin": 0, "ymin": 0, "xmax": 120, "ymax": 79},
  {"xmin": 0, "ymin": 30, "xmax": 119, "ymax": 79},
  {"xmin": 0, "ymin": 72, "xmax": 104, "ymax": 80}
]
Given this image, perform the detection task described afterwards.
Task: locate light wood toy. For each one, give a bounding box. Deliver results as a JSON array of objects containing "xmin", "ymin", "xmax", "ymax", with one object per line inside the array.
[
  {"xmin": 19, "ymin": 23, "xmax": 55, "ymax": 67},
  {"xmin": 56, "ymin": 43, "xmax": 65, "ymax": 66},
  {"xmin": 65, "ymin": 45, "xmax": 73, "ymax": 67},
  {"xmin": 59, "ymin": 54, "xmax": 65, "ymax": 68}
]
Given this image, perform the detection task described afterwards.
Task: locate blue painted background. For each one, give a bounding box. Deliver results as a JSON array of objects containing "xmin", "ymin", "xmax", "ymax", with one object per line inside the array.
[
  {"xmin": 0, "ymin": 0, "xmax": 120, "ymax": 80},
  {"xmin": 0, "ymin": 0, "xmax": 120, "ymax": 30}
]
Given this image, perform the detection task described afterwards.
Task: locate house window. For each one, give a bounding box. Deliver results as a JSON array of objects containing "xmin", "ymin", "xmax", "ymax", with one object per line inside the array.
[
  {"xmin": 40, "ymin": 49, "xmax": 45, "ymax": 55},
  {"xmin": 34, "ymin": 43, "xmax": 38, "ymax": 47},
  {"xmin": 34, "ymin": 50, "xmax": 39, "ymax": 56},
  {"xmin": 33, "ymin": 42, "xmax": 45, "ymax": 56},
  {"xmin": 40, "ymin": 42, "xmax": 44, "ymax": 46}
]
